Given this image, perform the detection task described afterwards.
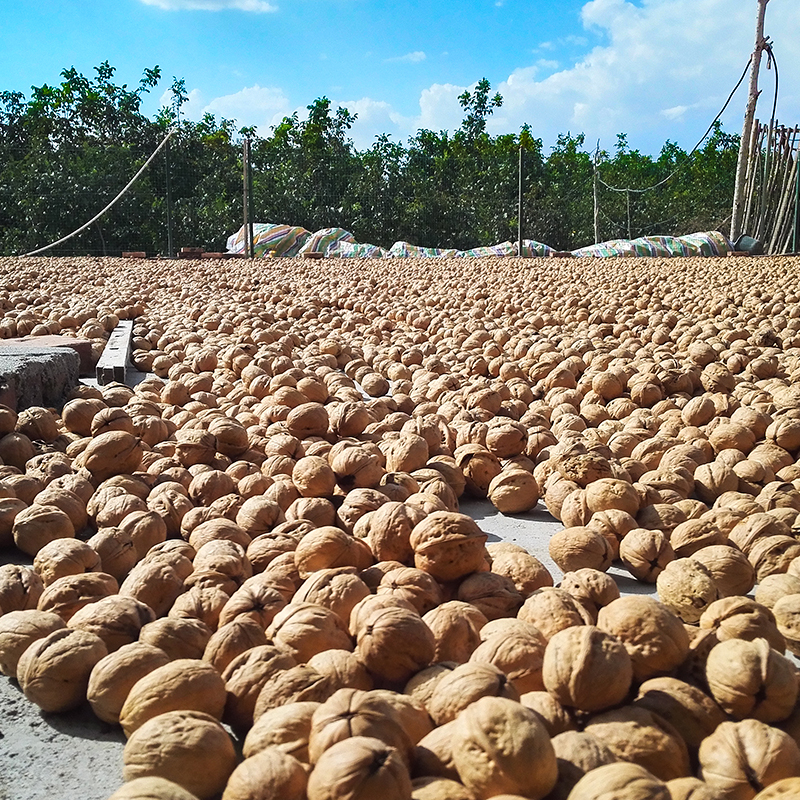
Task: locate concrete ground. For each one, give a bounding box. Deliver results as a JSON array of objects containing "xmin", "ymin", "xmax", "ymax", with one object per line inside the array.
[{"xmin": 0, "ymin": 499, "xmax": 661, "ymax": 800}]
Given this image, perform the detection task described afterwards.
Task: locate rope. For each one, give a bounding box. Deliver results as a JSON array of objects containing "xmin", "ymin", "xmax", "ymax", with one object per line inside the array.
[
  {"xmin": 22, "ymin": 129, "xmax": 175, "ymax": 257},
  {"xmin": 596, "ymin": 55, "xmax": 753, "ymax": 195}
]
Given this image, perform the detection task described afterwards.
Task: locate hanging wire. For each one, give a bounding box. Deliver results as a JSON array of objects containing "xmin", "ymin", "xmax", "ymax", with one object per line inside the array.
[
  {"xmin": 596, "ymin": 55, "xmax": 755, "ymax": 195},
  {"xmin": 22, "ymin": 129, "xmax": 176, "ymax": 257}
]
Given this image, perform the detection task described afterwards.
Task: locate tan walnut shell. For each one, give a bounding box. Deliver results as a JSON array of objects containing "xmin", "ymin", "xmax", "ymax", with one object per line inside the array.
[
  {"xmin": 705, "ymin": 637, "xmax": 798, "ymax": 723},
  {"xmin": 306, "ymin": 735, "xmax": 412, "ymax": 800},
  {"xmin": 698, "ymin": 718, "xmax": 800, "ymax": 800},
  {"xmin": 449, "ymin": 695, "xmax": 558, "ymax": 800},
  {"xmin": 542, "ymin": 625, "xmax": 632, "ymax": 712},
  {"xmin": 409, "ymin": 511, "xmax": 489, "ymax": 583},
  {"xmin": 123, "ymin": 710, "xmax": 237, "ymax": 800},
  {"xmin": 16, "ymin": 627, "xmax": 108, "ymax": 712},
  {"xmin": 596, "ymin": 595, "xmax": 690, "ymax": 682}
]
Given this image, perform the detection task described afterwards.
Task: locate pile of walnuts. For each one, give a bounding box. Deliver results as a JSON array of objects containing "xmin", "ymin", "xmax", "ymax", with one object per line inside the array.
[{"xmin": 3, "ymin": 253, "xmax": 800, "ymax": 799}]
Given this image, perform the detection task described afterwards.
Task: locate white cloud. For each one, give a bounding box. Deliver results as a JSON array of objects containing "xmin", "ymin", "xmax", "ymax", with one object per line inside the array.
[
  {"xmin": 661, "ymin": 104, "xmax": 690, "ymax": 121},
  {"xmin": 161, "ymin": 85, "xmax": 291, "ymax": 132},
  {"xmin": 203, "ymin": 85, "xmax": 292, "ymax": 130},
  {"xmin": 139, "ymin": 0, "xmax": 276, "ymax": 11},
  {"xmin": 339, "ymin": 98, "xmax": 410, "ymax": 149},
  {"xmin": 384, "ymin": 51, "xmax": 427, "ymax": 64},
  {"xmin": 408, "ymin": 0, "xmax": 800, "ymax": 154},
  {"xmin": 416, "ymin": 83, "xmax": 465, "ymax": 133}
]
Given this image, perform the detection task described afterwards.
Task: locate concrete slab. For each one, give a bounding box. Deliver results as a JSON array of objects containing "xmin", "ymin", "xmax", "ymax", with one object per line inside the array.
[
  {"xmin": 0, "ymin": 347, "xmax": 80, "ymax": 411},
  {"xmin": 0, "ymin": 336, "xmax": 93, "ymax": 377}
]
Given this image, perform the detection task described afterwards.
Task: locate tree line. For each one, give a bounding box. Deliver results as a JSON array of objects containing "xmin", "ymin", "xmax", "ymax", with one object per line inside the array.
[{"xmin": 0, "ymin": 64, "xmax": 740, "ymax": 256}]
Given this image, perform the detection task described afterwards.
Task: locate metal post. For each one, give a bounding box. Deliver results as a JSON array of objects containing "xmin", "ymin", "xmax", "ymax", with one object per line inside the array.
[
  {"xmin": 518, "ymin": 145, "xmax": 524, "ymax": 257},
  {"xmin": 593, "ymin": 145, "xmax": 600, "ymax": 244},
  {"xmin": 243, "ymin": 138, "xmax": 252, "ymax": 258},
  {"xmin": 165, "ymin": 137, "xmax": 174, "ymax": 258},
  {"xmin": 731, "ymin": 0, "xmax": 771, "ymax": 242}
]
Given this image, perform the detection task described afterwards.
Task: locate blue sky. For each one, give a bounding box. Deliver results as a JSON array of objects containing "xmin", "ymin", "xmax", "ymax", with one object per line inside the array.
[{"xmin": 2, "ymin": 0, "xmax": 799, "ymax": 155}]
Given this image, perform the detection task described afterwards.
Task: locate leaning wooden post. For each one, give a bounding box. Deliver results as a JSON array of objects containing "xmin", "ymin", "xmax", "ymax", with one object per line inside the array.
[{"xmin": 731, "ymin": 0, "xmax": 770, "ymax": 242}]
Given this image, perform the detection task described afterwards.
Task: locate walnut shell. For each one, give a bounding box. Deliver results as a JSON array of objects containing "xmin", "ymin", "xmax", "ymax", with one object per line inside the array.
[
  {"xmin": 307, "ymin": 688, "xmax": 414, "ymax": 765},
  {"xmin": 619, "ymin": 527, "xmax": 674, "ymax": 583},
  {"xmin": 254, "ymin": 664, "xmax": 332, "ymax": 720},
  {"xmin": 32, "ymin": 539, "xmax": 102, "ymax": 587},
  {"xmin": 469, "ymin": 625, "xmax": 547, "ymax": 694},
  {"xmin": 548, "ymin": 730, "xmax": 619, "ymax": 800},
  {"xmin": 487, "ymin": 546, "xmax": 553, "ymax": 597},
  {"xmin": 567, "ymin": 763, "xmax": 669, "ymax": 800},
  {"xmin": 0, "ymin": 608, "xmax": 65, "ymax": 677},
  {"xmin": 377, "ymin": 567, "xmax": 443, "ymax": 616},
  {"xmin": 17, "ymin": 627, "xmax": 108, "ymax": 712},
  {"xmin": 699, "ymin": 597, "xmax": 785, "ymax": 653},
  {"xmin": 487, "ymin": 468, "xmax": 540, "ymax": 514},
  {"xmin": 67, "ymin": 594, "xmax": 155, "ymax": 652},
  {"xmin": 542, "ymin": 625, "xmax": 632, "ymax": 712},
  {"xmin": 456, "ymin": 571, "xmax": 522, "ymax": 620},
  {"xmin": 428, "ymin": 661, "xmax": 520, "ymax": 725},
  {"xmin": 705, "ymin": 637, "xmax": 797, "ymax": 723},
  {"xmin": 106, "ymin": 776, "xmax": 200, "ymax": 800},
  {"xmin": 243, "ymin": 700, "xmax": 321, "ymax": 761},
  {"xmin": 414, "ymin": 721, "xmax": 460, "ymax": 781},
  {"xmin": 12, "ymin": 503, "xmax": 75, "ymax": 556},
  {"xmin": 0, "ymin": 563, "xmax": 44, "ymax": 613},
  {"xmin": 756, "ymin": 575, "xmax": 800, "ymax": 611},
  {"xmin": 119, "ymin": 658, "xmax": 227, "ymax": 736},
  {"xmin": 409, "ymin": 511, "xmax": 489, "ymax": 583},
  {"xmin": 633, "ymin": 676, "xmax": 727, "ymax": 752},
  {"xmin": 37, "ymin": 571, "xmax": 119, "ymax": 622},
  {"xmin": 517, "ymin": 587, "xmax": 593, "ymax": 641},
  {"xmin": 221, "ymin": 746, "xmax": 308, "ymax": 800},
  {"xmin": 596, "ymin": 596, "xmax": 689, "ymax": 681},
  {"xmin": 772, "ymin": 594, "xmax": 800, "ymax": 657},
  {"xmin": 409, "ymin": 777, "xmax": 476, "ymax": 800},
  {"xmin": 656, "ymin": 558, "xmax": 719, "ymax": 624},
  {"xmin": 87, "ymin": 641, "xmax": 171, "ymax": 724},
  {"xmin": 558, "ymin": 568, "xmax": 620, "ymax": 621},
  {"xmin": 584, "ymin": 705, "xmax": 691, "ymax": 782},
  {"xmin": 691, "ymin": 545, "xmax": 756, "ymax": 598},
  {"xmin": 306, "ymin": 735, "xmax": 412, "ymax": 800},
  {"xmin": 749, "ymin": 536, "xmax": 800, "ymax": 582},
  {"xmin": 120, "ymin": 556, "xmax": 191, "ymax": 617},
  {"xmin": 222, "ymin": 644, "xmax": 297, "ymax": 732},
  {"xmin": 548, "ymin": 526, "xmax": 613, "ymax": 573},
  {"xmin": 699, "ymin": 719, "xmax": 800, "ymax": 800},
  {"xmin": 268, "ymin": 602, "xmax": 353, "ymax": 663},
  {"xmin": 357, "ymin": 501, "xmax": 426, "ymax": 564},
  {"xmin": 203, "ymin": 618, "xmax": 269, "ymax": 675},
  {"xmin": 450, "ymin": 695, "xmax": 558, "ymax": 800},
  {"xmin": 294, "ymin": 526, "xmax": 374, "ymax": 578},
  {"xmin": 519, "ymin": 690, "xmax": 578, "ymax": 737},
  {"xmin": 356, "ymin": 604, "xmax": 435, "ymax": 688},
  {"xmin": 123, "ymin": 710, "xmax": 237, "ymax": 800}
]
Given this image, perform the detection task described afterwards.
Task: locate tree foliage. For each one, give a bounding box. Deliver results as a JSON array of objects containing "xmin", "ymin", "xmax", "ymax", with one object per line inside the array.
[{"xmin": 0, "ymin": 66, "xmax": 740, "ymax": 256}]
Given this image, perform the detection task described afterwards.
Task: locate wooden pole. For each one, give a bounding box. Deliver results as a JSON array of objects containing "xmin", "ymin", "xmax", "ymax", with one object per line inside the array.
[{"xmin": 730, "ymin": 0, "xmax": 770, "ymax": 242}]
